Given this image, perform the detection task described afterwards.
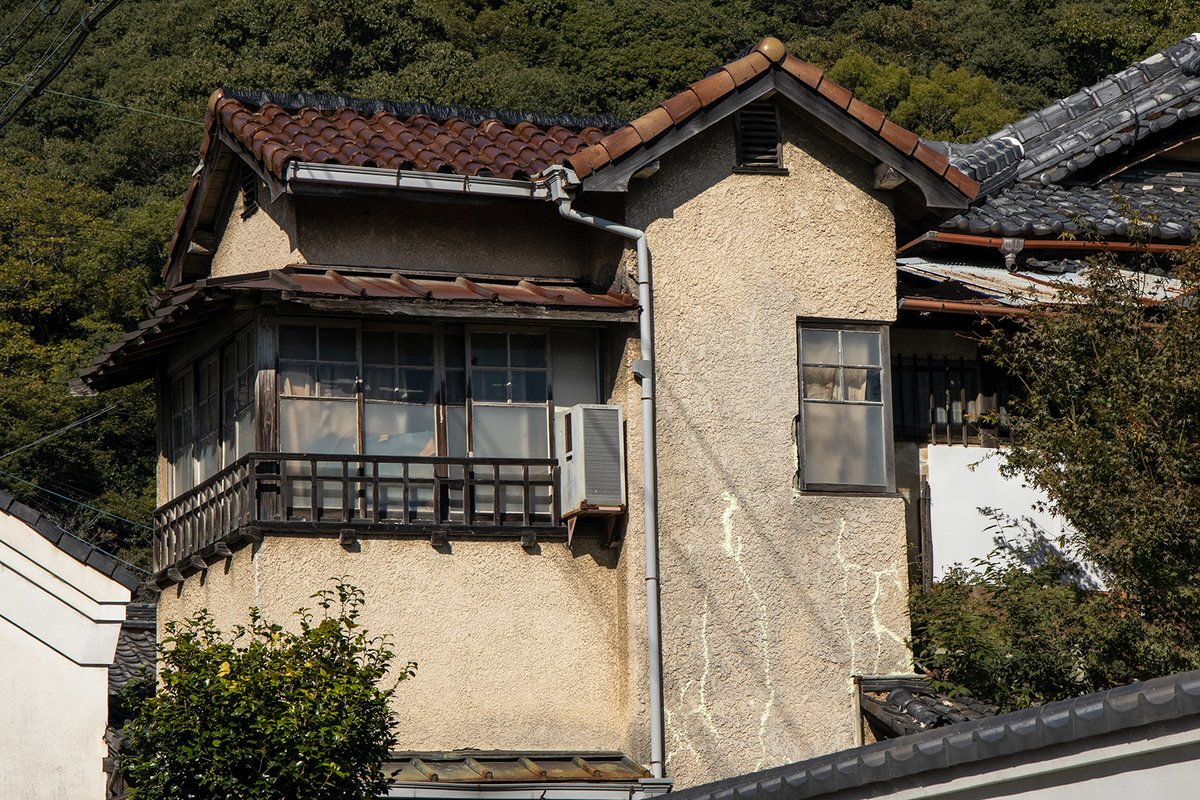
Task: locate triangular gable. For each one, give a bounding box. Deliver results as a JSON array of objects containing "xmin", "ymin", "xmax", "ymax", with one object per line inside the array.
[{"xmin": 565, "ymin": 37, "xmax": 979, "ymax": 212}]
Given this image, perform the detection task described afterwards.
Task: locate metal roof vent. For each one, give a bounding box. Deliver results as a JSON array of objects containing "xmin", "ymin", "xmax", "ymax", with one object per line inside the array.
[{"xmin": 735, "ymin": 102, "xmax": 786, "ymax": 174}]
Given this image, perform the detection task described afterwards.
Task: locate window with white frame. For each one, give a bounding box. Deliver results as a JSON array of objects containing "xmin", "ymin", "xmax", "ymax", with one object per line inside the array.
[{"xmin": 797, "ymin": 323, "xmax": 893, "ymax": 491}]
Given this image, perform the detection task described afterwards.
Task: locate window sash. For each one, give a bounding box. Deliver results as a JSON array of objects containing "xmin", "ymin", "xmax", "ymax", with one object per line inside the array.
[{"xmin": 797, "ymin": 323, "xmax": 894, "ymax": 492}]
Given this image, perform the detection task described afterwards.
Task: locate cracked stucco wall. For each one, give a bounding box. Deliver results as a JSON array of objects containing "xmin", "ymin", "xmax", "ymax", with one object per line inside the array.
[{"xmin": 625, "ymin": 110, "xmax": 911, "ymax": 788}]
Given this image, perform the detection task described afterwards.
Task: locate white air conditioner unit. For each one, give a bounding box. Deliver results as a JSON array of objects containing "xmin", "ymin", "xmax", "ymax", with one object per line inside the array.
[{"xmin": 555, "ymin": 405, "xmax": 626, "ymax": 531}]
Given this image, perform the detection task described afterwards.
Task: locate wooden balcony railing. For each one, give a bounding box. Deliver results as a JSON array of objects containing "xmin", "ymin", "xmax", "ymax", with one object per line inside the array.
[
  {"xmin": 892, "ymin": 355, "xmax": 1014, "ymax": 446},
  {"xmin": 153, "ymin": 452, "xmax": 561, "ymax": 574}
]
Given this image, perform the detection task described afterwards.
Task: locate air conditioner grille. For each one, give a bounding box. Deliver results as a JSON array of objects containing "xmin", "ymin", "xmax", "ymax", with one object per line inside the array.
[{"xmin": 582, "ymin": 407, "xmax": 623, "ymax": 505}]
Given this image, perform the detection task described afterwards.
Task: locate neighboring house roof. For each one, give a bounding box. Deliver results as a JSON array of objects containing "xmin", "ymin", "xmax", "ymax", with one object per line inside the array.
[
  {"xmin": 858, "ymin": 675, "xmax": 998, "ymax": 739},
  {"xmin": 943, "ymin": 33, "xmax": 1200, "ymax": 195},
  {"xmin": 941, "ymin": 180, "xmax": 1198, "ymax": 240},
  {"xmin": 109, "ymin": 602, "xmax": 155, "ymax": 696},
  {"xmin": 896, "ymin": 255, "xmax": 1187, "ymax": 316},
  {"xmin": 385, "ymin": 751, "xmax": 652, "ymax": 783},
  {"xmin": 0, "ymin": 488, "xmax": 142, "ymax": 591},
  {"xmin": 922, "ymin": 34, "xmax": 1200, "ymax": 255},
  {"xmin": 667, "ymin": 669, "xmax": 1200, "ymax": 800},
  {"xmin": 75, "ymin": 266, "xmax": 638, "ymax": 394}
]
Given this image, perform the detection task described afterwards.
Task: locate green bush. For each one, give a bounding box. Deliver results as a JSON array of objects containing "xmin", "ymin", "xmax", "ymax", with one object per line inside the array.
[{"xmin": 123, "ymin": 582, "xmax": 414, "ymax": 800}]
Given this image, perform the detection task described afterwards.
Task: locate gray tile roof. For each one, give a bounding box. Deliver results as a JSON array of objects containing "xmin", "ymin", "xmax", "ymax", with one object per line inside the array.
[
  {"xmin": 666, "ymin": 669, "xmax": 1200, "ymax": 800},
  {"xmin": 859, "ymin": 676, "xmax": 997, "ymax": 739},
  {"xmin": 937, "ymin": 33, "xmax": 1200, "ymax": 196},
  {"xmin": 941, "ymin": 179, "xmax": 1199, "ymax": 240},
  {"xmin": 109, "ymin": 603, "xmax": 155, "ymax": 695},
  {"xmin": 0, "ymin": 488, "xmax": 143, "ymax": 591}
]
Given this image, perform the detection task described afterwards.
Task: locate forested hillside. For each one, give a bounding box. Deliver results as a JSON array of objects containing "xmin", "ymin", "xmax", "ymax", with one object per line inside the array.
[{"xmin": 1, "ymin": 0, "xmax": 1198, "ymax": 567}]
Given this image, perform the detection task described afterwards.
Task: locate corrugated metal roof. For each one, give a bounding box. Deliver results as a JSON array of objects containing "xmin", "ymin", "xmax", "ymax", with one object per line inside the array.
[
  {"xmin": 384, "ymin": 752, "xmax": 650, "ymax": 784},
  {"xmin": 897, "ymin": 257, "xmax": 1186, "ymax": 306}
]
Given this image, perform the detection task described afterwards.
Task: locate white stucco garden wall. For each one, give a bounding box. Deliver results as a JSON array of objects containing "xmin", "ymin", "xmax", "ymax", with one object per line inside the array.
[
  {"xmin": 0, "ymin": 511, "xmax": 129, "ymax": 800},
  {"xmin": 925, "ymin": 445, "xmax": 1106, "ymax": 588}
]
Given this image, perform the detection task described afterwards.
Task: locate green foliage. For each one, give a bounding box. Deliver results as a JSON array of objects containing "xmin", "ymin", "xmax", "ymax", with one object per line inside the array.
[
  {"xmin": 912, "ymin": 241, "xmax": 1200, "ymax": 709},
  {"xmin": 827, "ymin": 51, "xmax": 1020, "ymax": 142},
  {"xmin": 910, "ymin": 551, "xmax": 1193, "ymax": 711},
  {"xmin": 123, "ymin": 582, "xmax": 413, "ymax": 800}
]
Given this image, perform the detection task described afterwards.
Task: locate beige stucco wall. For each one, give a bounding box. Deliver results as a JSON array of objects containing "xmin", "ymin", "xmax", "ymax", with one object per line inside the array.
[
  {"xmin": 210, "ymin": 188, "xmax": 302, "ymax": 277},
  {"xmin": 158, "ymin": 535, "xmax": 639, "ymax": 754},
  {"xmin": 623, "ymin": 110, "xmax": 911, "ymax": 787}
]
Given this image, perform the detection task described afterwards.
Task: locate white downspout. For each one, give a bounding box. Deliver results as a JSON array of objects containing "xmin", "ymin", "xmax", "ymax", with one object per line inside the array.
[{"xmin": 548, "ymin": 170, "xmax": 665, "ymax": 780}]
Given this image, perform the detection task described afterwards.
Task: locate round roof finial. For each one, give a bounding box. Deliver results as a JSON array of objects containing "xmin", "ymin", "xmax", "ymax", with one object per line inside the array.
[{"xmin": 754, "ymin": 37, "xmax": 787, "ymax": 63}]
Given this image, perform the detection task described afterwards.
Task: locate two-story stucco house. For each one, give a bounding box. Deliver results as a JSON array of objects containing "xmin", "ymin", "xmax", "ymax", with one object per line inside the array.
[{"xmin": 75, "ymin": 37, "xmax": 979, "ymax": 792}]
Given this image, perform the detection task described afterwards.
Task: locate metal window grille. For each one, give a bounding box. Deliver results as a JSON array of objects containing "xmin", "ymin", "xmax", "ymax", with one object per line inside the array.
[{"xmin": 735, "ymin": 103, "xmax": 783, "ymax": 172}]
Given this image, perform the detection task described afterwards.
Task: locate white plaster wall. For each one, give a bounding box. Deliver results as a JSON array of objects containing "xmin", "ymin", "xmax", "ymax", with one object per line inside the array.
[
  {"xmin": 926, "ymin": 445, "xmax": 1106, "ymax": 587},
  {"xmin": 0, "ymin": 511, "xmax": 129, "ymax": 800}
]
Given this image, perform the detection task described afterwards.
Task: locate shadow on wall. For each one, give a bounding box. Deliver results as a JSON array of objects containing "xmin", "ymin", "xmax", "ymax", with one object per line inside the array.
[{"xmin": 981, "ymin": 508, "xmax": 1107, "ymax": 591}]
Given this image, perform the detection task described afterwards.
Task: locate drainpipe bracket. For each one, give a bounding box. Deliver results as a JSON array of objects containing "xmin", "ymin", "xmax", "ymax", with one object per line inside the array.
[{"xmin": 631, "ymin": 359, "xmax": 652, "ymax": 380}]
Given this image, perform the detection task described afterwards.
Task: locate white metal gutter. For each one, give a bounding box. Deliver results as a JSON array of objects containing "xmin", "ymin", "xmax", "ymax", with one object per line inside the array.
[
  {"xmin": 283, "ymin": 158, "xmax": 670, "ymax": 780},
  {"xmin": 543, "ymin": 166, "xmax": 667, "ymax": 781},
  {"xmin": 286, "ymin": 162, "xmax": 551, "ymax": 200}
]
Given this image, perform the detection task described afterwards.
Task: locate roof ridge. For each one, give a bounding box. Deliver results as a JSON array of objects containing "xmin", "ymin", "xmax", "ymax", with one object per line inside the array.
[
  {"xmin": 215, "ymin": 88, "xmax": 626, "ymax": 133},
  {"xmin": 0, "ymin": 488, "xmax": 143, "ymax": 591}
]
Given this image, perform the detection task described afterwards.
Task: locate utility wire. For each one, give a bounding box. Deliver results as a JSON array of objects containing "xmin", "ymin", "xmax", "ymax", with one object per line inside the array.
[
  {"xmin": 0, "ymin": 0, "xmax": 122, "ymax": 131},
  {"xmin": 0, "ymin": 1, "xmax": 55, "ymax": 67},
  {"xmin": 0, "ymin": 78, "xmax": 204, "ymax": 125},
  {"xmin": 0, "ymin": 403, "xmax": 117, "ymax": 461},
  {"xmin": 0, "ymin": 467, "xmax": 152, "ymax": 530}
]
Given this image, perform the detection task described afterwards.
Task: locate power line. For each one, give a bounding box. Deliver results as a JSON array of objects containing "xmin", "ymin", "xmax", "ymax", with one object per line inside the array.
[
  {"xmin": 0, "ymin": 78, "xmax": 203, "ymax": 125},
  {"xmin": 0, "ymin": 467, "xmax": 152, "ymax": 530},
  {"xmin": 0, "ymin": 402, "xmax": 117, "ymax": 461},
  {"xmin": 0, "ymin": 0, "xmax": 123, "ymax": 131}
]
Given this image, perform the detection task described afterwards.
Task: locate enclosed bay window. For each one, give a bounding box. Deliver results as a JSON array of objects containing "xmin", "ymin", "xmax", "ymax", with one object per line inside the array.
[{"xmin": 798, "ymin": 323, "xmax": 894, "ymax": 492}]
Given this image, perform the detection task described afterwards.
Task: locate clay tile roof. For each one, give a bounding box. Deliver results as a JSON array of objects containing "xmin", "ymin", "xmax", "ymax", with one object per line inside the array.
[
  {"xmin": 564, "ymin": 36, "xmax": 978, "ymax": 201},
  {"xmin": 207, "ymin": 89, "xmax": 625, "ymax": 181}
]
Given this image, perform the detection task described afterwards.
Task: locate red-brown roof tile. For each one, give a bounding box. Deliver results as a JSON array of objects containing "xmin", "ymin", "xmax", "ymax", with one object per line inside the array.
[
  {"xmin": 207, "ymin": 89, "xmax": 621, "ymax": 181},
  {"xmin": 564, "ymin": 39, "xmax": 977, "ymax": 202}
]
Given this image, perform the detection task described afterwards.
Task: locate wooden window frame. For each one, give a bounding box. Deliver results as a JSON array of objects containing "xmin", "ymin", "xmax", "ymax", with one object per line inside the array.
[{"xmin": 796, "ymin": 319, "xmax": 896, "ymax": 494}]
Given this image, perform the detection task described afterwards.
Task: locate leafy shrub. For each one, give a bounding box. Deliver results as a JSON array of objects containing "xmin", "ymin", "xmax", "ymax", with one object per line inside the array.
[{"xmin": 123, "ymin": 582, "xmax": 414, "ymax": 800}]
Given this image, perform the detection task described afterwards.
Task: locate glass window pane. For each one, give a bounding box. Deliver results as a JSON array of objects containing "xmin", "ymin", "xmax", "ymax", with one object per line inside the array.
[
  {"xmin": 801, "ymin": 329, "xmax": 840, "ymax": 364},
  {"xmin": 446, "ymin": 406, "xmax": 467, "ymax": 457},
  {"xmin": 361, "ymin": 330, "xmax": 394, "ymax": 365},
  {"xmin": 841, "ymin": 331, "xmax": 881, "ymax": 366},
  {"xmin": 363, "ymin": 366, "xmax": 397, "ymax": 401},
  {"xmin": 320, "ymin": 327, "xmax": 357, "ymax": 362},
  {"xmin": 802, "ymin": 402, "xmax": 885, "ymax": 486},
  {"xmin": 472, "ymin": 369, "xmax": 509, "ymax": 403},
  {"xmin": 510, "ymin": 333, "xmax": 546, "ymax": 368},
  {"xmin": 236, "ymin": 406, "xmax": 255, "ymax": 459},
  {"xmin": 444, "ymin": 334, "xmax": 465, "ymax": 368},
  {"xmin": 279, "ymin": 325, "xmax": 317, "ymax": 360},
  {"xmin": 472, "ymin": 405, "xmax": 549, "ymax": 458},
  {"xmin": 445, "ymin": 369, "xmax": 466, "ymax": 404},
  {"xmin": 318, "ymin": 364, "xmax": 358, "ymax": 398},
  {"xmin": 279, "ymin": 398, "xmax": 359, "ymax": 454},
  {"xmin": 398, "ymin": 332, "xmax": 434, "ymax": 366},
  {"xmin": 398, "ymin": 368, "xmax": 435, "ymax": 404},
  {"xmin": 471, "ymin": 333, "xmax": 507, "ymax": 367},
  {"xmin": 280, "ymin": 362, "xmax": 315, "ymax": 396},
  {"xmin": 802, "ymin": 366, "xmax": 838, "ymax": 400},
  {"xmin": 511, "ymin": 370, "xmax": 547, "ymax": 403},
  {"xmin": 843, "ymin": 368, "xmax": 882, "ymax": 402},
  {"xmin": 364, "ymin": 404, "xmax": 437, "ymax": 457},
  {"xmin": 552, "ymin": 329, "xmax": 599, "ymax": 409}
]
